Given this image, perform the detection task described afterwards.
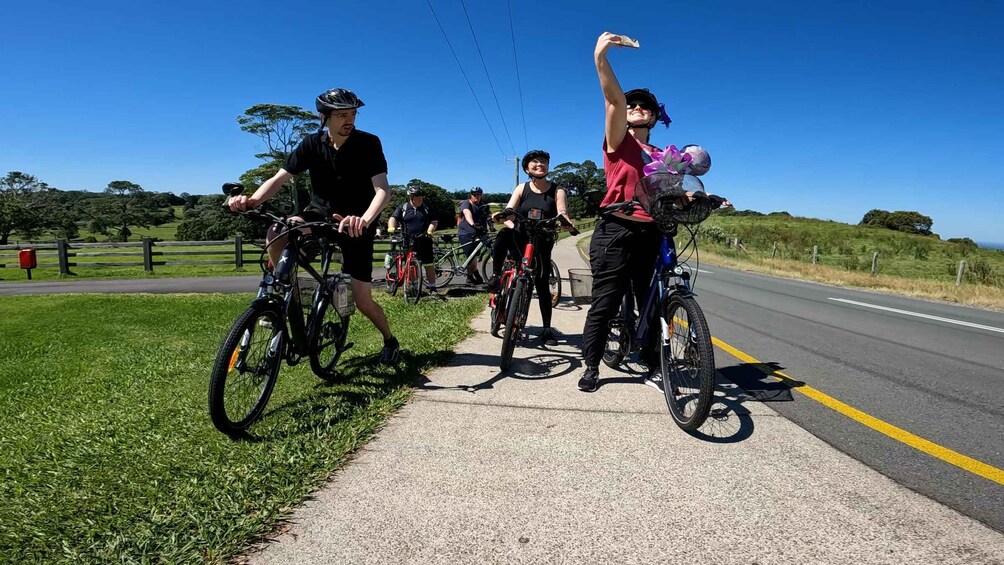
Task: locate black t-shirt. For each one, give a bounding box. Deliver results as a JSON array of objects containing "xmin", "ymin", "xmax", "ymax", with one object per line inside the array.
[
  {"xmin": 283, "ymin": 129, "xmax": 388, "ymax": 217},
  {"xmin": 391, "ymin": 202, "xmax": 433, "ymax": 237},
  {"xmin": 457, "ymin": 199, "xmax": 488, "ymax": 236},
  {"xmin": 516, "ymin": 182, "xmax": 561, "ymax": 219}
]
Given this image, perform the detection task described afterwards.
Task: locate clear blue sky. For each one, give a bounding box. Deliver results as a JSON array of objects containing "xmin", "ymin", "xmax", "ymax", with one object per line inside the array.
[{"xmin": 2, "ymin": 0, "xmax": 1002, "ymax": 242}]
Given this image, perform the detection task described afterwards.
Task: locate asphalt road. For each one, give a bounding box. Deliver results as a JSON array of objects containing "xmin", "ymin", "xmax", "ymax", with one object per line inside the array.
[{"xmin": 692, "ymin": 266, "xmax": 1004, "ymax": 532}]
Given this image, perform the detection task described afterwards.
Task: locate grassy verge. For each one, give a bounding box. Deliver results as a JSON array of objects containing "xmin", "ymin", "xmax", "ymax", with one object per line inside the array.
[
  {"xmin": 575, "ymin": 231, "xmax": 1004, "ymax": 311},
  {"xmin": 0, "ymin": 292, "xmax": 485, "ymax": 562}
]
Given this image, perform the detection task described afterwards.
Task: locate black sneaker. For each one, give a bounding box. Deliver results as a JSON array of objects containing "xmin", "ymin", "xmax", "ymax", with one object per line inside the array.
[
  {"xmin": 578, "ymin": 367, "xmax": 599, "ymax": 392},
  {"xmin": 379, "ymin": 337, "xmax": 400, "ymax": 365},
  {"xmin": 644, "ymin": 367, "xmax": 663, "ymax": 391},
  {"xmin": 486, "ymin": 275, "xmax": 501, "ymax": 294},
  {"xmin": 540, "ymin": 328, "xmax": 558, "ymax": 346},
  {"xmin": 469, "ymin": 272, "xmax": 484, "ymax": 286}
]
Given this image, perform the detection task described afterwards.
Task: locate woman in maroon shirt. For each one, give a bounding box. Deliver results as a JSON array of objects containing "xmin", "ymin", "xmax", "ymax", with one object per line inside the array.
[{"xmin": 578, "ymin": 32, "xmax": 673, "ymax": 392}]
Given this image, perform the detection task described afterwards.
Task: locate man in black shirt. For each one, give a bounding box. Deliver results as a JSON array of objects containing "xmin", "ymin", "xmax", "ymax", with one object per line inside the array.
[
  {"xmin": 228, "ymin": 88, "xmax": 400, "ymax": 364},
  {"xmin": 388, "ymin": 184, "xmax": 439, "ymax": 290}
]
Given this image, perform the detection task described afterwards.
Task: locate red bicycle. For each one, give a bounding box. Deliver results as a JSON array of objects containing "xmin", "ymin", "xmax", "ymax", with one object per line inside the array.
[
  {"xmin": 384, "ymin": 232, "xmax": 425, "ymax": 305},
  {"xmin": 489, "ymin": 208, "xmax": 577, "ymax": 370}
]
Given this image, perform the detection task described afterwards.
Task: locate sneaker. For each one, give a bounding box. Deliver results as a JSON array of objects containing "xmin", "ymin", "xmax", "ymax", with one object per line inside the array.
[
  {"xmin": 426, "ymin": 283, "xmax": 438, "ymax": 293},
  {"xmin": 378, "ymin": 337, "xmax": 400, "ymax": 365},
  {"xmin": 540, "ymin": 328, "xmax": 558, "ymax": 346},
  {"xmin": 486, "ymin": 275, "xmax": 501, "ymax": 294},
  {"xmin": 468, "ymin": 272, "xmax": 484, "ymax": 285},
  {"xmin": 577, "ymin": 367, "xmax": 599, "ymax": 392},
  {"xmin": 643, "ymin": 368, "xmax": 663, "ymax": 391}
]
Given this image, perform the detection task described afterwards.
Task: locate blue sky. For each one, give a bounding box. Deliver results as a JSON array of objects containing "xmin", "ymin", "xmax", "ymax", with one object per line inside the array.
[{"xmin": 2, "ymin": 0, "xmax": 1002, "ymax": 241}]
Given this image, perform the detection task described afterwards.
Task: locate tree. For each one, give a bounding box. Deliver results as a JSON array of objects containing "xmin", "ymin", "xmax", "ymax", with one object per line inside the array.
[
  {"xmin": 380, "ymin": 179, "xmax": 457, "ymax": 229},
  {"xmin": 237, "ymin": 104, "xmax": 319, "ymax": 213},
  {"xmin": 861, "ymin": 209, "xmax": 891, "ymax": 226},
  {"xmin": 175, "ymin": 195, "xmax": 264, "ymax": 241},
  {"xmin": 0, "ymin": 171, "xmax": 57, "ymax": 245},
  {"xmin": 550, "ymin": 160, "xmax": 607, "ymax": 217},
  {"xmin": 88, "ymin": 181, "xmax": 173, "ymax": 241},
  {"xmin": 886, "ymin": 210, "xmax": 933, "ymax": 235}
]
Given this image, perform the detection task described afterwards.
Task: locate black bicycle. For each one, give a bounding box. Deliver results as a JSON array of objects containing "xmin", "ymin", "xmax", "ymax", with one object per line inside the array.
[{"xmin": 208, "ymin": 182, "xmax": 354, "ymax": 435}]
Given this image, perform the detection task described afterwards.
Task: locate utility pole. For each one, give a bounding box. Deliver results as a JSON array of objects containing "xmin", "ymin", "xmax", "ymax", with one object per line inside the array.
[{"xmin": 505, "ymin": 155, "xmax": 520, "ymax": 188}]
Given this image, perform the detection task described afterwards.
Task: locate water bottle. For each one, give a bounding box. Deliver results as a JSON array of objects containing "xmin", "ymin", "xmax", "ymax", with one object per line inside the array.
[
  {"xmin": 334, "ymin": 278, "xmax": 355, "ymax": 317},
  {"xmin": 384, "ymin": 253, "xmax": 393, "ymax": 270}
]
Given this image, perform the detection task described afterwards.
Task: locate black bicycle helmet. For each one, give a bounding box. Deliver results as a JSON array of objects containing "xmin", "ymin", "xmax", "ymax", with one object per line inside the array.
[
  {"xmin": 315, "ymin": 88, "xmax": 365, "ymax": 115},
  {"xmin": 521, "ymin": 149, "xmax": 550, "ymax": 173},
  {"xmin": 407, "ymin": 184, "xmax": 426, "ymax": 197},
  {"xmin": 470, "ymin": 186, "xmax": 484, "ymax": 195}
]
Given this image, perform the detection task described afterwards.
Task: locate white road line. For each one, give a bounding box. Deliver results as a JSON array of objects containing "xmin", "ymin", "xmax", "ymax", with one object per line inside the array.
[
  {"xmin": 698, "ymin": 269, "xmax": 714, "ymax": 274},
  {"xmin": 828, "ymin": 298, "xmax": 1004, "ymax": 334}
]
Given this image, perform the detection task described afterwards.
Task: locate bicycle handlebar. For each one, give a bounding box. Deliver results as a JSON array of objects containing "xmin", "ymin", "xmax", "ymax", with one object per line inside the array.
[
  {"xmin": 495, "ymin": 208, "xmax": 580, "ymax": 236},
  {"xmin": 599, "ymin": 192, "xmax": 729, "ymax": 217}
]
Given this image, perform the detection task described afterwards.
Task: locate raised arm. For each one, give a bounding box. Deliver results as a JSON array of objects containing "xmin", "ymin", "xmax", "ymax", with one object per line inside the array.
[{"xmin": 595, "ymin": 32, "xmax": 628, "ymax": 153}]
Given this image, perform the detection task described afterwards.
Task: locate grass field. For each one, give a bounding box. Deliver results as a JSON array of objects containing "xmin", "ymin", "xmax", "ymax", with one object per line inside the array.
[{"xmin": 0, "ymin": 292, "xmax": 485, "ymax": 562}]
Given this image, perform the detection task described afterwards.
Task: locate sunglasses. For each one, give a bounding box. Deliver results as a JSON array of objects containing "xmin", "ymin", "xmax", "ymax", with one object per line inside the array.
[{"xmin": 627, "ymin": 102, "xmax": 654, "ymax": 112}]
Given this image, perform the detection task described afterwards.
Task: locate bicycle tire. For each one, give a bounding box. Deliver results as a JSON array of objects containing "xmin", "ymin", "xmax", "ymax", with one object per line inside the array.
[
  {"xmin": 385, "ymin": 258, "xmax": 400, "ymax": 296},
  {"xmin": 602, "ymin": 319, "xmax": 632, "ymax": 369},
  {"xmin": 208, "ymin": 302, "xmax": 284, "ymax": 435},
  {"xmin": 660, "ymin": 294, "xmax": 716, "ymax": 431},
  {"xmin": 434, "ymin": 249, "xmax": 456, "ymax": 287},
  {"xmin": 404, "ymin": 256, "xmax": 423, "ymax": 305},
  {"xmin": 479, "ymin": 254, "xmax": 494, "ymax": 284},
  {"xmin": 489, "ymin": 282, "xmax": 510, "ymax": 338},
  {"xmin": 500, "ymin": 278, "xmax": 528, "ymax": 370},
  {"xmin": 308, "ymin": 290, "xmax": 351, "ymax": 380},
  {"xmin": 549, "ymin": 259, "xmax": 562, "ymax": 307}
]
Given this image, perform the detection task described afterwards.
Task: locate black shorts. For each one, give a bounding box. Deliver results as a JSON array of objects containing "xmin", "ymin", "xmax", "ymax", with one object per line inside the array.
[
  {"xmin": 298, "ymin": 204, "xmax": 376, "ymax": 283},
  {"xmin": 412, "ymin": 235, "xmax": 434, "ymax": 264},
  {"xmin": 458, "ymin": 233, "xmax": 479, "ymax": 258}
]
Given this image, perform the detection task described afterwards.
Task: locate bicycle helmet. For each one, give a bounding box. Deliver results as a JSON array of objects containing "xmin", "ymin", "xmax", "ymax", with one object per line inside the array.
[
  {"xmin": 407, "ymin": 184, "xmax": 426, "ymax": 197},
  {"xmin": 315, "ymin": 88, "xmax": 365, "ymax": 115},
  {"xmin": 681, "ymin": 145, "xmax": 711, "ymax": 176},
  {"xmin": 521, "ymin": 149, "xmax": 550, "ymax": 178},
  {"xmin": 470, "ymin": 186, "xmax": 484, "ymax": 195}
]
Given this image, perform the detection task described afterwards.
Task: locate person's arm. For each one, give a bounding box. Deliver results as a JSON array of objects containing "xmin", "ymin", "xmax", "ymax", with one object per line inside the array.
[
  {"xmin": 427, "ymin": 219, "xmax": 438, "ymax": 235},
  {"xmin": 386, "ymin": 201, "xmax": 401, "ymax": 234},
  {"xmin": 494, "ymin": 185, "xmax": 523, "ymax": 230},
  {"xmin": 462, "ymin": 202, "xmax": 476, "ymax": 226},
  {"xmin": 228, "ymin": 169, "xmax": 293, "ymax": 211},
  {"xmin": 339, "ymin": 172, "xmax": 390, "ymax": 237},
  {"xmin": 595, "ymin": 32, "xmax": 628, "ymax": 153},
  {"xmin": 555, "ymin": 185, "xmax": 574, "ymax": 229}
]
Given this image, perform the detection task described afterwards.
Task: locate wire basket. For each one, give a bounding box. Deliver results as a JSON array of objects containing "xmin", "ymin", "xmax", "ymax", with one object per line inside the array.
[
  {"xmin": 634, "ymin": 173, "xmax": 716, "ymax": 233},
  {"xmin": 568, "ymin": 268, "xmax": 593, "ymax": 305}
]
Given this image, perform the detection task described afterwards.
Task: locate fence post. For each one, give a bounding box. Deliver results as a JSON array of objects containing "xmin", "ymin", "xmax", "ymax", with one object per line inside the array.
[
  {"xmin": 57, "ymin": 239, "xmax": 70, "ymax": 275},
  {"xmin": 143, "ymin": 237, "xmax": 154, "ymax": 272},
  {"xmin": 234, "ymin": 236, "xmax": 243, "ymax": 268},
  {"xmin": 871, "ymin": 252, "xmax": 879, "ymax": 276},
  {"xmin": 733, "ymin": 237, "xmax": 739, "ymax": 249},
  {"xmin": 956, "ymin": 260, "xmax": 966, "ymax": 286},
  {"xmin": 812, "ymin": 245, "xmax": 818, "ymax": 265},
  {"xmin": 771, "ymin": 242, "xmax": 777, "ymax": 258}
]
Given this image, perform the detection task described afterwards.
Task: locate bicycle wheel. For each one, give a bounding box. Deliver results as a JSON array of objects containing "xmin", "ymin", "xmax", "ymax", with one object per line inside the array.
[
  {"xmin": 434, "ymin": 250, "xmax": 456, "ymax": 287},
  {"xmin": 489, "ymin": 283, "xmax": 509, "ymax": 338},
  {"xmin": 208, "ymin": 302, "xmax": 284, "ymax": 435},
  {"xmin": 660, "ymin": 294, "xmax": 716, "ymax": 431},
  {"xmin": 479, "ymin": 253, "xmax": 494, "ymax": 284},
  {"xmin": 404, "ymin": 256, "xmax": 423, "ymax": 305},
  {"xmin": 308, "ymin": 290, "xmax": 351, "ymax": 380},
  {"xmin": 385, "ymin": 257, "xmax": 400, "ymax": 296},
  {"xmin": 500, "ymin": 278, "xmax": 529, "ymax": 370},
  {"xmin": 548, "ymin": 259, "xmax": 562, "ymax": 307}
]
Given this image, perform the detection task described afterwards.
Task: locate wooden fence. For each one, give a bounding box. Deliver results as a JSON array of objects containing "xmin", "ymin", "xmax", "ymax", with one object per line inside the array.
[{"xmin": 0, "ymin": 218, "xmax": 597, "ymax": 276}]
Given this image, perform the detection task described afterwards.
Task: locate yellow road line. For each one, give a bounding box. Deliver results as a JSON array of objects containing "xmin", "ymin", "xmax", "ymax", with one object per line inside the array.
[{"xmin": 712, "ymin": 336, "xmax": 1004, "ymax": 486}]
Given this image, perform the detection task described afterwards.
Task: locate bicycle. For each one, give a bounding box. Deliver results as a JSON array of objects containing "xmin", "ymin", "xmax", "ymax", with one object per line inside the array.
[
  {"xmin": 430, "ymin": 221, "xmax": 497, "ymax": 287},
  {"xmin": 384, "ymin": 229, "xmax": 427, "ymax": 305},
  {"xmin": 208, "ymin": 182, "xmax": 354, "ymax": 436},
  {"xmin": 594, "ymin": 173, "xmax": 728, "ymax": 431},
  {"xmin": 490, "ymin": 208, "xmax": 578, "ymax": 370}
]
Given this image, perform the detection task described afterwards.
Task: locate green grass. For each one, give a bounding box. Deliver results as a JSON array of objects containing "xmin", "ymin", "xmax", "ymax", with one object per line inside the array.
[{"xmin": 0, "ymin": 292, "xmax": 485, "ymax": 562}]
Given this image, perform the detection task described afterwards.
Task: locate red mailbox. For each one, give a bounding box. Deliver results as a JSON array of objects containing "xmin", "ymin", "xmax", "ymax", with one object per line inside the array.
[{"xmin": 19, "ymin": 249, "xmax": 37, "ymax": 269}]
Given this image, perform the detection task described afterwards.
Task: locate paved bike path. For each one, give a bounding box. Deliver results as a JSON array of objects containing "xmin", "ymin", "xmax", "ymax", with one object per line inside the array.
[{"xmin": 250, "ymin": 233, "xmax": 1004, "ymax": 564}]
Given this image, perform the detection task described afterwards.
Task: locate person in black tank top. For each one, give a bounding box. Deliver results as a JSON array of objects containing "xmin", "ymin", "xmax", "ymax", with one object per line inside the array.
[{"xmin": 488, "ymin": 149, "xmax": 574, "ymax": 346}]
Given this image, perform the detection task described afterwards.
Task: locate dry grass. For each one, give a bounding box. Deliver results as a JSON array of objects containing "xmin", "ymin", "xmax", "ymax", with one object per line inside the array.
[{"xmin": 698, "ymin": 250, "xmax": 1004, "ymax": 311}]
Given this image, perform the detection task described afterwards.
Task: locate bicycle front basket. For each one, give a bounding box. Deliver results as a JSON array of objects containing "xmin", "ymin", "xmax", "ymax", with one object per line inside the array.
[{"xmin": 635, "ymin": 173, "xmax": 715, "ymax": 232}]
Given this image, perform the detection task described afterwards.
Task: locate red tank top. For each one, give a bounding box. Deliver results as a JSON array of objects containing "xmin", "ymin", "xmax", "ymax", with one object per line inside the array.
[{"xmin": 601, "ymin": 134, "xmax": 654, "ymax": 222}]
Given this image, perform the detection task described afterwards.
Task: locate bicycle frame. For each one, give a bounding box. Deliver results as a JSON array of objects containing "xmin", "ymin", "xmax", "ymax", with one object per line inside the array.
[{"xmin": 627, "ymin": 234, "xmax": 695, "ymax": 347}]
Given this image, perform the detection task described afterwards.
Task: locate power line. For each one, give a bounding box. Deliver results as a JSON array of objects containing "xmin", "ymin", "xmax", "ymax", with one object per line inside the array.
[
  {"xmin": 507, "ymin": 0, "xmax": 529, "ymax": 154},
  {"xmin": 459, "ymin": 0, "xmax": 517, "ymax": 156},
  {"xmin": 425, "ymin": 0, "xmax": 508, "ymax": 160}
]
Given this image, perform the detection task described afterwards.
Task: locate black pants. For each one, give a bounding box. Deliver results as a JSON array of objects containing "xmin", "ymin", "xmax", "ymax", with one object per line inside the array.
[
  {"xmin": 493, "ymin": 228, "xmax": 555, "ymax": 328},
  {"xmin": 581, "ymin": 216, "xmax": 662, "ymax": 369}
]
